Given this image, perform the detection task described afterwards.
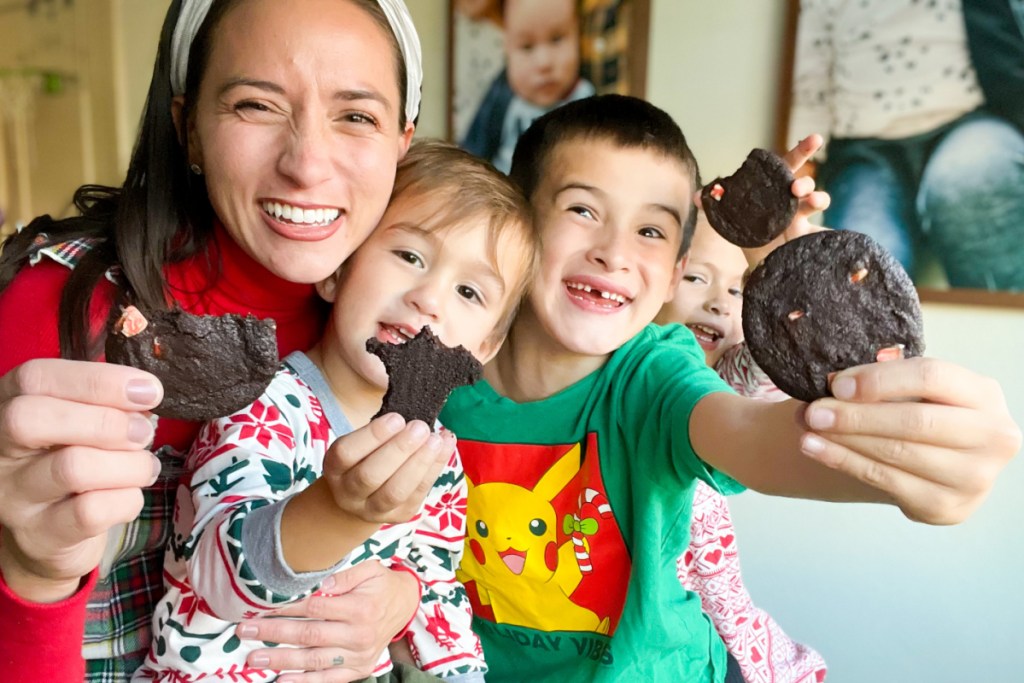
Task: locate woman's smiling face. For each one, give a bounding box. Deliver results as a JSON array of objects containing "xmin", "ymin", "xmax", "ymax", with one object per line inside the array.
[{"xmin": 186, "ymin": 0, "xmax": 414, "ymax": 284}]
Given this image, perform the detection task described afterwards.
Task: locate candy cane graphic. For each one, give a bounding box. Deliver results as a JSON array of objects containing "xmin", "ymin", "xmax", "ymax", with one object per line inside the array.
[
  {"xmin": 581, "ymin": 487, "xmax": 612, "ymax": 517},
  {"xmin": 563, "ymin": 488, "xmax": 613, "ymax": 574}
]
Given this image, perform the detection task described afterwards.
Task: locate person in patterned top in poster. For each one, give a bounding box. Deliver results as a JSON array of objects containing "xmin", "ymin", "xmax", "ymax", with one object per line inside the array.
[
  {"xmin": 133, "ymin": 140, "xmax": 538, "ymax": 682},
  {"xmin": 790, "ymin": 0, "xmax": 1024, "ymax": 290}
]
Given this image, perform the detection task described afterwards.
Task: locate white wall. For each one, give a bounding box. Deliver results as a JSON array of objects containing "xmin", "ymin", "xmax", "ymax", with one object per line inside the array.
[
  {"xmin": 646, "ymin": 1, "xmax": 788, "ymax": 178},
  {"xmin": 407, "ymin": 1, "xmax": 450, "ymax": 140},
  {"xmin": 116, "ymin": 1, "xmax": 168, "ymax": 173},
  {"xmin": 729, "ymin": 303, "xmax": 1024, "ymax": 682}
]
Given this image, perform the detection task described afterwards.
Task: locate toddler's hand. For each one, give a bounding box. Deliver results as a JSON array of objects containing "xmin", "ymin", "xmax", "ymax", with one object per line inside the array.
[{"xmin": 321, "ymin": 414, "xmax": 455, "ymax": 525}]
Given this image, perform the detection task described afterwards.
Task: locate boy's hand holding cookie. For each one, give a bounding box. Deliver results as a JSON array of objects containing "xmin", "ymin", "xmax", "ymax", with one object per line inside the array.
[
  {"xmin": 696, "ymin": 138, "xmax": 1019, "ymax": 526},
  {"xmin": 801, "ymin": 357, "xmax": 1022, "ymax": 524}
]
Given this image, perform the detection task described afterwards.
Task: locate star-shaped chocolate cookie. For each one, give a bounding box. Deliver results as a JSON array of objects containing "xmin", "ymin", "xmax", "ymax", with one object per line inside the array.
[{"xmin": 366, "ymin": 326, "xmax": 482, "ymax": 429}]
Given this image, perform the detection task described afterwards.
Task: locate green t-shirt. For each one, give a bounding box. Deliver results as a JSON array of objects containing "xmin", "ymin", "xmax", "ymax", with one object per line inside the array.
[{"xmin": 440, "ymin": 324, "xmax": 744, "ymax": 683}]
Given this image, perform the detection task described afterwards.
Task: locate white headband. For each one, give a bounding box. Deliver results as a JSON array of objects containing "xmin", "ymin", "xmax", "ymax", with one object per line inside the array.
[{"xmin": 169, "ymin": 0, "xmax": 422, "ymax": 123}]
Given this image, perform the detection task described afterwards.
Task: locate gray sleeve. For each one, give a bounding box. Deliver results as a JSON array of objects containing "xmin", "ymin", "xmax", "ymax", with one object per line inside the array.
[{"xmin": 241, "ymin": 494, "xmax": 349, "ymax": 597}]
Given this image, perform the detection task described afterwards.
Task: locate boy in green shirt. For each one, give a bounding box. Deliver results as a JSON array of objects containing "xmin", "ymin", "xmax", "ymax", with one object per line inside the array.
[{"xmin": 440, "ymin": 94, "xmax": 1020, "ymax": 683}]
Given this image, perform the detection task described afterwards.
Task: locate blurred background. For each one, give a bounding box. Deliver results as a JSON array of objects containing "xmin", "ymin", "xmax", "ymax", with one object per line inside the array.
[{"xmin": 1, "ymin": 2, "xmax": 1020, "ymax": 680}]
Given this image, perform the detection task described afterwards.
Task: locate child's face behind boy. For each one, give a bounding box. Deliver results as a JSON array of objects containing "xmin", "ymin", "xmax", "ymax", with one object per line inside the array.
[
  {"xmin": 504, "ymin": 0, "xmax": 581, "ymax": 108},
  {"xmin": 657, "ymin": 215, "xmax": 746, "ymax": 367},
  {"xmin": 320, "ymin": 190, "xmax": 529, "ymax": 390},
  {"xmin": 523, "ymin": 137, "xmax": 694, "ymax": 358}
]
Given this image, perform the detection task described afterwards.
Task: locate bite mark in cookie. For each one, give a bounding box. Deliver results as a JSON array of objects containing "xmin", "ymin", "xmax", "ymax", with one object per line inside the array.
[
  {"xmin": 105, "ymin": 306, "xmax": 279, "ymax": 421},
  {"xmin": 366, "ymin": 326, "xmax": 482, "ymax": 430}
]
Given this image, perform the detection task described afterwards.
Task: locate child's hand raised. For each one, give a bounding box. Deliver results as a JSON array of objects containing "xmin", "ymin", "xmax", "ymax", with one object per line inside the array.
[
  {"xmin": 782, "ymin": 133, "xmax": 831, "ymax": 231},
  {"xmin": 800, "ymin": 356, "xmax": 1022, "ymax": 524},
  {"xmin": 321, "ymin": 414, "xmax": 455, "ymax": 525},
  {"xmin": 741, "ymin": 134, "xmax": 832, "ymax": 267}
]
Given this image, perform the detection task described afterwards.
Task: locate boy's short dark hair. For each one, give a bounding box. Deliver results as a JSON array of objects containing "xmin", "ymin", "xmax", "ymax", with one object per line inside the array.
[{"xmin": 509, "ymin": 94, "xmax": 703, "ymax": 258}]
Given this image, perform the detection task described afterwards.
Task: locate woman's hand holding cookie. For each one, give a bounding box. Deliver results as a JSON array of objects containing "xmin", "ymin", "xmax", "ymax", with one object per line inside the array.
[
  {"xmin": 0, "ymin": 359, "xmax": 162, "ymax": 602},
  {"xmin": 799, "ymin": 357, "xmax": 1021, "ymax": 524},
  {"xmin": 321, "ymin": 413, "xmax": 455, "ymax": 525}
]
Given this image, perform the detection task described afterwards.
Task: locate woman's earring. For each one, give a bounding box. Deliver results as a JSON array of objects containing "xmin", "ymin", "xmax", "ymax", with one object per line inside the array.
[{"xmin": 189, "ymin": 163, "xmax": 203, "ymax": 176}]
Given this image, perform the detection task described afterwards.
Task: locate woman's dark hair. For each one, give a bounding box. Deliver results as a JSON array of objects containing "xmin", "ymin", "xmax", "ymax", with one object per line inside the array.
[
  {"xmin": 0, "ymin": 0, "xmax": 211, "ymax": 359},
  {"xmin": 0, "ymin": 0, "xmax": 409, "ymax": 360}
]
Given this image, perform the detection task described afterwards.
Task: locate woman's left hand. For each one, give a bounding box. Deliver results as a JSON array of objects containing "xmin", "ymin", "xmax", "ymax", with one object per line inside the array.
[
  {"xmin": 236, "ymin": 560, "xmax": 419, "ymax": 682},
  {"xmin": 800, "ymin": 356, "xmax": 1022, "ymax": 524}
]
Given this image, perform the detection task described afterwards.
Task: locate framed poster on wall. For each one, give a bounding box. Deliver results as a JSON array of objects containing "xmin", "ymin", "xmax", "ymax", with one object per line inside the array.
[{"xmin": 448, "ymin": 0, "xmax": 650, "ymax": 172}]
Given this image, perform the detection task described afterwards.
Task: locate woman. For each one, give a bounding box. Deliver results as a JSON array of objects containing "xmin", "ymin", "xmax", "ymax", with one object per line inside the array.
[{"xmin": 0, "ymin": 0, "xmax": 430, "ymax": 680}]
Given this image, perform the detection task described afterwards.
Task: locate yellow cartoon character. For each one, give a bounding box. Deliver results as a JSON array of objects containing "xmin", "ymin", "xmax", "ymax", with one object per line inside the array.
[{"xmin": 458, "ymin": 444, "xmax": 611, "ymax": 634}]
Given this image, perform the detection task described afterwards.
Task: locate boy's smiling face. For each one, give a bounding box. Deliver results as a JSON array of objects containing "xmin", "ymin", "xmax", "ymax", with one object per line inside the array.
[{"xmin": 524, "ymin": 138, "xmax": 694, "ymax": 357}]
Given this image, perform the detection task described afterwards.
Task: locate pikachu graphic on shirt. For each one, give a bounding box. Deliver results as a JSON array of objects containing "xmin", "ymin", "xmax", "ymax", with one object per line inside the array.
[{"xmin": 457, "ymin": 443, "xmax": 612, "ymax": 634}]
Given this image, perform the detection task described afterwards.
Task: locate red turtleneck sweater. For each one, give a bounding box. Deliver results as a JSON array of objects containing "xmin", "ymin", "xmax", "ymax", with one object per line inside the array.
[{"xmin": 0, "ymin": 225, "xmax": 328, "ymax": 680}]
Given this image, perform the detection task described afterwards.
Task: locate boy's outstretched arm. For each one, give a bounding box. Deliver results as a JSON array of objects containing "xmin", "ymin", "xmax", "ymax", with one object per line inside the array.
[{"xmin": 692, "ymin": 357, "xmax": 1021, "ymax": 524}]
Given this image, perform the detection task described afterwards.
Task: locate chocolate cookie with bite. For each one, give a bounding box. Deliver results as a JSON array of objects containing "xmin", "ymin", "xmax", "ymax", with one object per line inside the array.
[
  {"xmin": 366, "ymin": 326, "xmax": 482, "ymax": 429},
  {"xmin": 742, "ymin": 230, "xmax": 925, "ymax": 402},
  {"xmin": 701, "ymin": 148, "xmax": 798, "ymax": 248},
  {"xmin": 105, "ymin": 306, "xmax": 279, "ymax": 421}
]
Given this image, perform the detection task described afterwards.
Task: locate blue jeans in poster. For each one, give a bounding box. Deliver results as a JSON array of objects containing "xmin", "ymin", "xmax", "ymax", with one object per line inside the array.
[{"xmin": 818, "ymin": 110, "xmax": 1024, "ymax": 291}]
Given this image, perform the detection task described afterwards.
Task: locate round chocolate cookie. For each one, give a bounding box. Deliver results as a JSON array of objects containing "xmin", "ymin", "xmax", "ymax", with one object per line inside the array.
[
  {"xmin": 742, "ymin": 230, "xmax": 925, "ymax": 402},
  {"xmin": 105, "ymin": 306, "xmax": 279, "ymax": 421},
  {"xmin": 701, "ymin": 148, "xmax": 798, "ymax": 248},
  {"xmin": 366, "ymin": 326, "xmax": 482, "ymax": 430}
]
